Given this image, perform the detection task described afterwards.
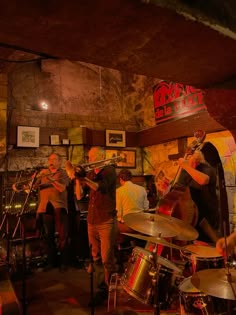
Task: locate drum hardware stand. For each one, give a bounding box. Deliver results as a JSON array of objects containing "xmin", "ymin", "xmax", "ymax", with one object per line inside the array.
[
  {"xmin": 223, "ymin": 221, "xmax": 234, "ymax": 315},
  {"xmin": 150, "ymin": 244, "xmax": 161, "ymax": 315}
]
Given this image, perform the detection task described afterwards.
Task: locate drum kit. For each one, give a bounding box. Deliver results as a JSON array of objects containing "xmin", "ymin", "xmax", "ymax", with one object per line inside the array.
[{"xmin": 110, "ymin": 212, "xmax": 236, "ymax": 315}]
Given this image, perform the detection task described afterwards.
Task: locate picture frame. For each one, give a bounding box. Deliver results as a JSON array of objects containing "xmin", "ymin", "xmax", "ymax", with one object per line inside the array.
[
  {"xmin": 50, "ymin": 135, "xmax": 60, "ymax": 145},
  {"xmin": 17, "ymin": 126, "xmax": 40, "ymax": 148},
  {"xmin": 105, "ymin": 129, "xmax": 126, "ymax": 147},
  {"xmin": 105, "ymin": 149, "xmax": 136, "ymax": 168},
  {"xmin": 62, "ymin": 138, "xmax": 70, "ymax": 145}
]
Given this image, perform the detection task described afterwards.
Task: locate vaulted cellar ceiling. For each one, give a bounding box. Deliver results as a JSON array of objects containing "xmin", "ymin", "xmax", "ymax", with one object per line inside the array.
[{"xmin": 0, "ymin": 0, "xmax": 236, "ymax": 132}]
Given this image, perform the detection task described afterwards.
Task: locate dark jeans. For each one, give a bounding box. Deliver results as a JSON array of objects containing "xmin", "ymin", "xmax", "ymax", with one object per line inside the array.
[
  {"xmin": 42, "ymin": 207, "xmax": 69, "ymax": 266},
  {"xmin": 68, "ymin": 211, "xmax": 81, "ymax": 263}
]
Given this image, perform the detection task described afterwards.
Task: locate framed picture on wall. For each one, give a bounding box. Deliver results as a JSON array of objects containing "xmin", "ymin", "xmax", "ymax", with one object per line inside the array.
[
  {"xmin": 17, "ymin": 126, "xmax": 40, "ymax": 148},
  {"xmin": 50, "ymin": 134, "xmax": 60, "ymax": 145},
  {"xmin": 106, "ymin": 149, "xmax": 136, "ymax": 168},
  {"xmin": 105, "ymin": 129, "xmax": 126, "ymax": 147}
]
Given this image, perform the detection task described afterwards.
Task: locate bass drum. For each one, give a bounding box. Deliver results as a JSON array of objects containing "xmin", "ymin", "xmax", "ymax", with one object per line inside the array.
[
  {"xmin": 179, "ymin": 277, "xmax": 215, "ymax": 315},
  {"xmin": 179, "ymin": 277, "xmax": 229, "ymax": 315},
  {"xmin": 120, "ymin": 246, "xmax": 182, "ymax": 309}
]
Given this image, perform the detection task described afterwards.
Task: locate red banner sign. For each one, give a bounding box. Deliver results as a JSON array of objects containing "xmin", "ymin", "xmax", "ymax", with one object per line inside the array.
[{"xmin": 153, "ymin": 81, "xmax": 206, "ymax": 124}]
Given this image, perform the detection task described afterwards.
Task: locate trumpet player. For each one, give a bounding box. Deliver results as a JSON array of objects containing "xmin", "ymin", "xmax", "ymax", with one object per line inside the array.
[
  {"xmin": 35, "ymin": 153, "xmax": 70, "ymax": 272},
  {"xmin": 66, "ymin": 146, "xmax": 117, "ymax": 307}
]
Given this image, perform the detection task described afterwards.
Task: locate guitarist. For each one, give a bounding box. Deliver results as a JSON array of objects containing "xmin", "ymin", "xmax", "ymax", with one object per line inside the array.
[{"xmin": 177, "ymin": 150, "xmax": 219, "ymax": 243}]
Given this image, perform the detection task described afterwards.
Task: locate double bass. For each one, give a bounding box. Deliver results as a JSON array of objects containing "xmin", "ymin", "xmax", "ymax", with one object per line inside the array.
[{"xmin": 156, "ymin": 130, "xmax": 206, "ymax": 228}]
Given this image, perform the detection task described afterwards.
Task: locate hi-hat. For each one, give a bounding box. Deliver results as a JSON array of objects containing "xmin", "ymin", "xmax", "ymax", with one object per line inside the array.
[
  {"xmin": 122, "ymin": 232, "xmax": 193, "ymax": 252},
  {"xmin": 123, "ymin": 212, "xmax": 198, "ymax": 240},
  {"xmin": 191, "ymin": 268, "xmax": 236, "ymax": 300}
]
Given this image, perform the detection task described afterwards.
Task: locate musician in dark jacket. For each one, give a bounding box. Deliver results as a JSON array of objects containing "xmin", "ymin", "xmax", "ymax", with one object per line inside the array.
[
  {"xmin": 70, "ymin": 146, "xmax": 117, "ymax": 306},
  {"xmin": 178, "ymin": 150, "xmax": 219, "ymax": 243}
]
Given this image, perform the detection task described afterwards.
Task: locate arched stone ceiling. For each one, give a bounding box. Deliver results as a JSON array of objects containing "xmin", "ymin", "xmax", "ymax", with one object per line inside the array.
[{"xmin": 0, "ymin": 0, "xmax": 235, "ymax": 132}]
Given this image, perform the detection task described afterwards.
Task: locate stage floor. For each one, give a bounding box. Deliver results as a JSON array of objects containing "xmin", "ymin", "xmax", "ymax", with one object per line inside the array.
[{"xmin": 10, "ymin": 264, "xmax": 179, "ymax": 315}]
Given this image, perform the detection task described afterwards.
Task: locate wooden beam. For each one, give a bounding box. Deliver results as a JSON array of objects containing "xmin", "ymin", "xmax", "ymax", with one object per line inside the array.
[{"xmin": 138, "ymin": 111, "xmax": 225, "ymax": 147}]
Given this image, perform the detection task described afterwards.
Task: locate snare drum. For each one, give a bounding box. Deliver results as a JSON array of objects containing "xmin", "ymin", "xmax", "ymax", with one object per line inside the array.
[
  {"xmin": 179, "ymin": 277, "xmax": 215, "ymax": 314},
  {"xmin": 108, "ymin": 273, "xmax": 153, "ymax": 312},
  {"xmin": 181, "ymin": 244, "xmax": 224, "ymax": 274},
  {"xmin": 120, "ymin": 247, "xmax": 154, "ymax": 304},
  {"xmin": 121, "ymin": 246, "xmax": 182, "ymax": 307}
]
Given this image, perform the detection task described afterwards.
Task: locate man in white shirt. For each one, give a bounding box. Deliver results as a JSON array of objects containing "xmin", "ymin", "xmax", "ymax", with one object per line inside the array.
[{"xmin": 116, "ymin": 169, "xmax": 149, "ymax": 239}]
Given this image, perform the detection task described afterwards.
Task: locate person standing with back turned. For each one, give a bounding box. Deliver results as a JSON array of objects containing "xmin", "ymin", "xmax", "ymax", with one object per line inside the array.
[
  {"xmin": 72, "ymin": 146, "xmax": 117, "ymax": 306},
  {"xmin": 116, "ymin": 169, "xmax": 149, "ymax": 238}
]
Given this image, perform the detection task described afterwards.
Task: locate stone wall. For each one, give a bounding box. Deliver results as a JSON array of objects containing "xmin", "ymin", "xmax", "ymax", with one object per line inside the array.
[
  {"xmin": 8, "ymin": 60, "xmax": 158, "ymax": 132},
  {"xmin": 2, "ymin": 59, "xmax": 160, "ymax": 172}
]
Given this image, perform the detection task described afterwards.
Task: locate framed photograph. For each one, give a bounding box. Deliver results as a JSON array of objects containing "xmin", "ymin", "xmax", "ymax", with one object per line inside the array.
[
  {"xmin": 50, "ymin": 135, "xmax": 60, "ymax": 145},
  {"xmin": 62, "ymin": 139, "xmax": 70, "ymax": 145},
  {"xmin": 105, "ymin": 149, "xmax": 136, "ymax": 168},
  {"xmin": 105, "ymin": 129, "xmax": 126, "ymax": 147},
  {"xmin": 17, "ymin": 126, "xmax": 40, "ymax": 148}
]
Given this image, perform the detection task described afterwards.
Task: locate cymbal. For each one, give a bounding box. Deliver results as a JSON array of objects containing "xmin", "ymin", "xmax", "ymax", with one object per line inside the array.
[
  {"xmin": 123, "ymin": 212, "xmax": 179, "ymax": 238},
  {"xmin": 170, "ymin": 216, "xmax": 199, "ymax": 241},
  {"xmin": 123, "ymin": 212, "xmax": 198, "ymax": 240},
  {"xmin": 191, "ymin": 268, "xmax": 236, "ymax": 300},
  {"xmin": 122, "ymin": 232, "xmax": 193, "ymax": 252}
]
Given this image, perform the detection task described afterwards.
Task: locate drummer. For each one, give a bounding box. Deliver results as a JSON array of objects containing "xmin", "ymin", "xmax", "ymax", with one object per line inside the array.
[{"xmin": 116, "ymin": 169, "xmax": 149, "ymax": 244}]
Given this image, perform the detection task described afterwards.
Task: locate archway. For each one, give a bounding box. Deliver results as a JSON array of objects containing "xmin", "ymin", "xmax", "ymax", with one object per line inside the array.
[{"xmin": 201, "ymin": 141, "xmax": 229, "ymax": 237}]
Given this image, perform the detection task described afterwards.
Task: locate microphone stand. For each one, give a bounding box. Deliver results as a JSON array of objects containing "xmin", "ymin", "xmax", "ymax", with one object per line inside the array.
[
  {"xmin": 89, "ymin": 244, "xmax": 94, "ymax": 315},
  {"xmin": 12, "ymin": 170, "xmax": 39, "ymax": 315},
  {"xmin": 0, "ymin": 189, "xmax": 17, "ymax": 267}
]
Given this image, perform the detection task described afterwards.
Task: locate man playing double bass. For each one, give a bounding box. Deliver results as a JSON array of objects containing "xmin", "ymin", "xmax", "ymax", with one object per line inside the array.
[{"xmin": 177, "ymin": 150, "xmax": 219, "ymax": 243}]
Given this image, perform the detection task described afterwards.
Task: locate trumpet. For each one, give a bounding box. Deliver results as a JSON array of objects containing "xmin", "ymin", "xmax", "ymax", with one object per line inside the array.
[
  {"xmin": 12, "ymin": 167, "xmax": 61, "ymax": 192},
  {"xmin": 66, "ymin": 155, "xmax": 123, "ymax": 178}
]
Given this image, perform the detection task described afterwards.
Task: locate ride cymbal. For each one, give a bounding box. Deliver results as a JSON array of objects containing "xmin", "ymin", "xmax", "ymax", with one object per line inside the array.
[
  {"xmin": 191, "ymin": 268, "xmax": 236, "ymax": 300},
  {"xmin": 123, "ymin": 212, "xmax": 179, "ymax": 238},
  {"xmin": 123, "ymin": 212, "xmax": 198, "ymax": 240}
]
